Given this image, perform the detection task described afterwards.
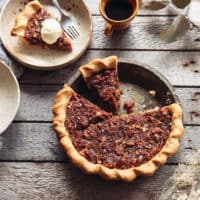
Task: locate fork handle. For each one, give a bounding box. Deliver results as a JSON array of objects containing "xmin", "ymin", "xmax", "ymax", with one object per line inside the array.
[{"xmin": 52, "ymin": 0, "xmax": 65, "ymax": 15}]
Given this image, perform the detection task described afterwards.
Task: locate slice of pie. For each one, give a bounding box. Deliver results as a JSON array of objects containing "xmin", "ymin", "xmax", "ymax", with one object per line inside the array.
[
  {"xmin": 53, "ymin": 84, "xmax": 184, "ymax": 182},
  {"xmin": 79, "ymin": 56, "xmax": 122, "ymax": 114},
  {"xmin": 11, "ymin": 0, "xmax": 72, "ymax": 51}
]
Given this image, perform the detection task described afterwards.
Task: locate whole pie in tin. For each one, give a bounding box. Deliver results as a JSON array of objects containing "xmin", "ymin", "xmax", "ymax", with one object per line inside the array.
[{"xmin": 53, "ymin": 76, "xmax": 184, "ymax": 182}]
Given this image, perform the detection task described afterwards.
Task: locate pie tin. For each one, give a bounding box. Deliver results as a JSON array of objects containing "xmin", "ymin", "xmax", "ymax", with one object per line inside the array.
[{"xmin": 68, "ymin": 59, "xmax": 180, "ymax": 114}]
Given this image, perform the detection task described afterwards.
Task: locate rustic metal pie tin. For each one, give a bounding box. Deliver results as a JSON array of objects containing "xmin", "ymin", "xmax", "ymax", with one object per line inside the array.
[{"xmin": 68, "ymin": 59, "xmax": 180, "ymax": 114}]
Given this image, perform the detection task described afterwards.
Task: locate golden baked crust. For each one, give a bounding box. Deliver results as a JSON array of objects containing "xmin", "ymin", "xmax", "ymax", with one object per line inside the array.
[
  {"xmin": 11, "ymin": 0, "xmax": 42, "ymax": 37},
  {"xmin": 53, "ymin": 84, "xmax": 184, "ymax": 182},
  {"xmin": 79, "ymin": 55, "xmax": 121, "ymax": 114},
  {"xmin": 79, "ymin": 55, "xmax": 118, "ymax": 81}
]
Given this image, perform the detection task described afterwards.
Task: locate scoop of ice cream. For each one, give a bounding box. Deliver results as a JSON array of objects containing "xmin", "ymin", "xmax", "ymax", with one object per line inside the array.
[{"xmin": 41, "ymin": 19, "xmax": 62, "ymax": 45}]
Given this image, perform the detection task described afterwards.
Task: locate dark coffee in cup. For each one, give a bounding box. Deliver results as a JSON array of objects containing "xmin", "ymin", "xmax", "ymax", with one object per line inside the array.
[
  {"xmin": 105, "ymin": 0, "xmax": 134, "ymax": 21},
  {"xmin": 99, "ymin": 0, "xmax": 139, "ymax": 36}
]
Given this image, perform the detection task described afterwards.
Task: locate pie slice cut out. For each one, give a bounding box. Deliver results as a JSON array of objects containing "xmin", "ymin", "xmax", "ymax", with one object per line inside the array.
[
  {"xmin": 79, "ymin": 56, "xmax": 122, "ymax": 114},
  {"xmin": 53, "ymin": 84, "xmax": 184, "ymax": 182},
  {"xmin": 11, "ymin": 0, "xmax": 72, "ymax": 51}
]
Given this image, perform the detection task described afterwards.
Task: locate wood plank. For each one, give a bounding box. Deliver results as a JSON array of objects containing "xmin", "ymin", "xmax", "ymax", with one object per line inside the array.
[
  {"xmin": 0, "ymin": 43, "xmax": 25, "ymax": 78},
  {"xmin": 19, "ymin": 50, "xmax": 200, "ymax": 86},
  {"xmin": 175, "ymin": 88, "xmax": 200, "ymax": 125},
  {"xmin": 89, "ymin": 16, "xmax": 200, "ymax": 50},
  {"xmin": 84, "ymin": 0, "xmax": 177, "ymax": 16},
  {"xmin": 15, "ymin": 86, "xmax": 199, "ymax": 125},
  {"xmin": 1, "ymin": 16, "xmax": 200, "ymax": 52},
  {"xmin": 0, "ymin": 0, "xmax": 177, "ymax": 16},
  {"xmin": 0, "ymin": 162, "xmax": 176, "ymax": 200},
  {"xmin": 0, "ymin": 122, "xmax": 199, "ymax": 164}
]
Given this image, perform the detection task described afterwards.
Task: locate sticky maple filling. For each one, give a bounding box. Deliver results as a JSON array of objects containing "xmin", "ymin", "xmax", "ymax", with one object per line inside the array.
[
  {"xmin": 65, "ymin": 94, "xmax": 112, "ymax": 133},
  {"xmin": 24, "ymin": 8, "xmax": 72, "ymax": 51},
  {"xmin": 86, "ymin": 69, "xmax": 121, "ymax": 115},
  {"xmin": 67, "ymin": 107, "xmax": 172, "ymax": 170}
]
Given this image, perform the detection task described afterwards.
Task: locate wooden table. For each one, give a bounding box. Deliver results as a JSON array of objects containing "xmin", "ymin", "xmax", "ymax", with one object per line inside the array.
[{"xmin": 0, "ymin": 1, "xmax": 200, "ymax": 199}]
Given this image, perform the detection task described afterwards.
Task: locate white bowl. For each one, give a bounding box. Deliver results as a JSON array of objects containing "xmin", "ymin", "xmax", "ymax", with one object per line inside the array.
[{"xmin": 0, "ymin": 61, "xmax": 20, "ymax": 134}]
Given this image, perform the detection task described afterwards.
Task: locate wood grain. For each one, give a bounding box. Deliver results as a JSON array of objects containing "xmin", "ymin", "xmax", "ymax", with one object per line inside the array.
[
  {"xmin": 1, "ymin": 16, "xmax": 200, "ymax": 53},
  {"xmin": 89, "ymin": 16, "xmax": 200, "ymax": 50},
  {"xmin": 84, "ymin": 0, "xmax": 177, "ymax": 16},
  {"xmin": 19, "ymin": 50, "xmax": 200, "ymax": 86},
  {"xmin": 0, "ymin": 162, "xmax": 183, "ymax": 200},
  {"xmin": 0, "ymin": 1, "xmax": 199, "ymax": 200},
  {"xmin": 0, "ymin": 123, "xmax": 199, "ymax": 163},
  {"xmin": 0, "ymin": 0, "xmax": 177, "ymax": 16},
  {"xmin": 14, "ymin": 85, "xmax": 200, "ymax": 125}
]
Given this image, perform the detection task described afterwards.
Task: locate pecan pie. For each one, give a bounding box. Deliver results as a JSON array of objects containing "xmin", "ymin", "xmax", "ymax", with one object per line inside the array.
[
  {"xmin": 11, "ymin": 0, "xmax": 72, "ymax": 51},
  {"xmin": 53, "ymin": 84, "xmax": 184, "ymax": 182},
  {"xmin": 79, "ymin": 56, "xmax": 122, "ymax": 114}
]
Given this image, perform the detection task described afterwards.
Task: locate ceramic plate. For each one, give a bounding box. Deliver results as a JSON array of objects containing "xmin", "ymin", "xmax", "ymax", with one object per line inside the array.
[
  {"xmin": 0, "ymin": 0, "xmax": 93, "ymax": 70},
  {"xmin": 0, "ymin": 61, "xmax": 20, "ymax": 135},
  {"xmin": 68, "ymin": 58, "xmax": 180, "ymax": 114}
]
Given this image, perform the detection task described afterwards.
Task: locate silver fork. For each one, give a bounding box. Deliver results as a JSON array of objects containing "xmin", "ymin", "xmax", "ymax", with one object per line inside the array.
[{"xmin": 52, "ymin": 0, "xmax": 80, "ymax": 39}]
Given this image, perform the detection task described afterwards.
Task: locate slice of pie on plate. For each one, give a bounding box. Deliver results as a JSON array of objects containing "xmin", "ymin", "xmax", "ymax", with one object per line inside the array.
[
  {"xmin": 53, "ymin": 84, "xmax": 184, "ymax": 182},
  {"xmin": 79, "ymin": 56, "xmax": 122, "ymax": 114},
  {"xmin": 11, "ymin": 0, "xmax": 72, "ymax": 51}
]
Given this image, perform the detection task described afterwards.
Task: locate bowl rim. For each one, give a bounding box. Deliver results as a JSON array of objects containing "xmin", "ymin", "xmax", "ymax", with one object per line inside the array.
[
  {"xmin": 0, "ymin": 0, "xmax": 93, "ymax": 70},
  {"xmin": 0, "ymin": 61, "xmax": 21, "ymax": 135},
  {"xmin": 68, "ymin": 58, "xmax": 180, "ymax": 104}
]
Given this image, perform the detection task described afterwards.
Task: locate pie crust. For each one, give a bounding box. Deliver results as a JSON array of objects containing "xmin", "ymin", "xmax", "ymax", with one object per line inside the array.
[
  {"xmin": 79, "ymin": 55, "xmax": 118, "ymax": 81},
  {"xmin": 53, "ymin": 84, "xmax": 184, "ymax": 182},
  {"xmin": 79, "ymin": 56, "xmax": 121, "ymax": 114},
  {"xmin": 11, "ymin": 0, "xmax": 43, "ymax": 37},
  {"xmin": 11, "ymin": 0, "xmax": 72, "ymax": 51}
]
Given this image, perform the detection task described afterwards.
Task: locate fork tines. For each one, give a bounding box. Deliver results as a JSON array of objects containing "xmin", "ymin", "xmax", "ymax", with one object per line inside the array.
[{"xmin": 65, "ymin": 26, "xmax": 80, "ymax": 40}]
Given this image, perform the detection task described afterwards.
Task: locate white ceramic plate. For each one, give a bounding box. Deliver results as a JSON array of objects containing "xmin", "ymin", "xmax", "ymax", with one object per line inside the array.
[
  {"xmin": 0, "ymin": 61, "xmax": 20, "ymax": 135},
  {"xmin": 0, "ymin": 0, "xmax": 93, "ymax": 70}
]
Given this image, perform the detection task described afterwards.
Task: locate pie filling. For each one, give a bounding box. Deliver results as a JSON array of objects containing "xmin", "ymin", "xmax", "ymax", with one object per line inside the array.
[
  {"xmin": 65, "ymin": 94, "xmax": 112, "ymax": 133},
  {"xmin": 67, "ymin": 107, "xmax": 172, "ymax": 170},
  {"xmin": 24, "ymin": 8, "xmax": 72, "ymax": 51},
  {"xmin": 86, "ymin": 69, "xmax": 121, "ymax": 115}
]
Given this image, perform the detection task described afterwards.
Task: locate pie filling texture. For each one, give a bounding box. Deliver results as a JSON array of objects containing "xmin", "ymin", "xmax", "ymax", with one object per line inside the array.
[
  {"xmin": 53, "ymin": 56, "xmax": 184, "ymax": 181},
  {"xmin": 24, "ymin": 8, "xmax": 71, "ymax": 51},
  {"xmin": 65, "ymin": 94, "xmax": 112, "ymax": 133},
  {"xmin": 86, "ymin": 69, "xmax": 121, "ymax": 115},
  {"xmin": 66, "ymin": 101, "xmax": 172, "ymax": 169},
  {"xmin": 11, "ymin": 0, "xmax": 72, "ymax": 51}
]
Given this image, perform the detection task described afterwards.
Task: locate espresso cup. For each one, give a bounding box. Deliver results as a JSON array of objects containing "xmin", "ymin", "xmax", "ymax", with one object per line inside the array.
[{"xmin": 99, "ymin": 0, "xmax": 139, "ymax": 36}]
